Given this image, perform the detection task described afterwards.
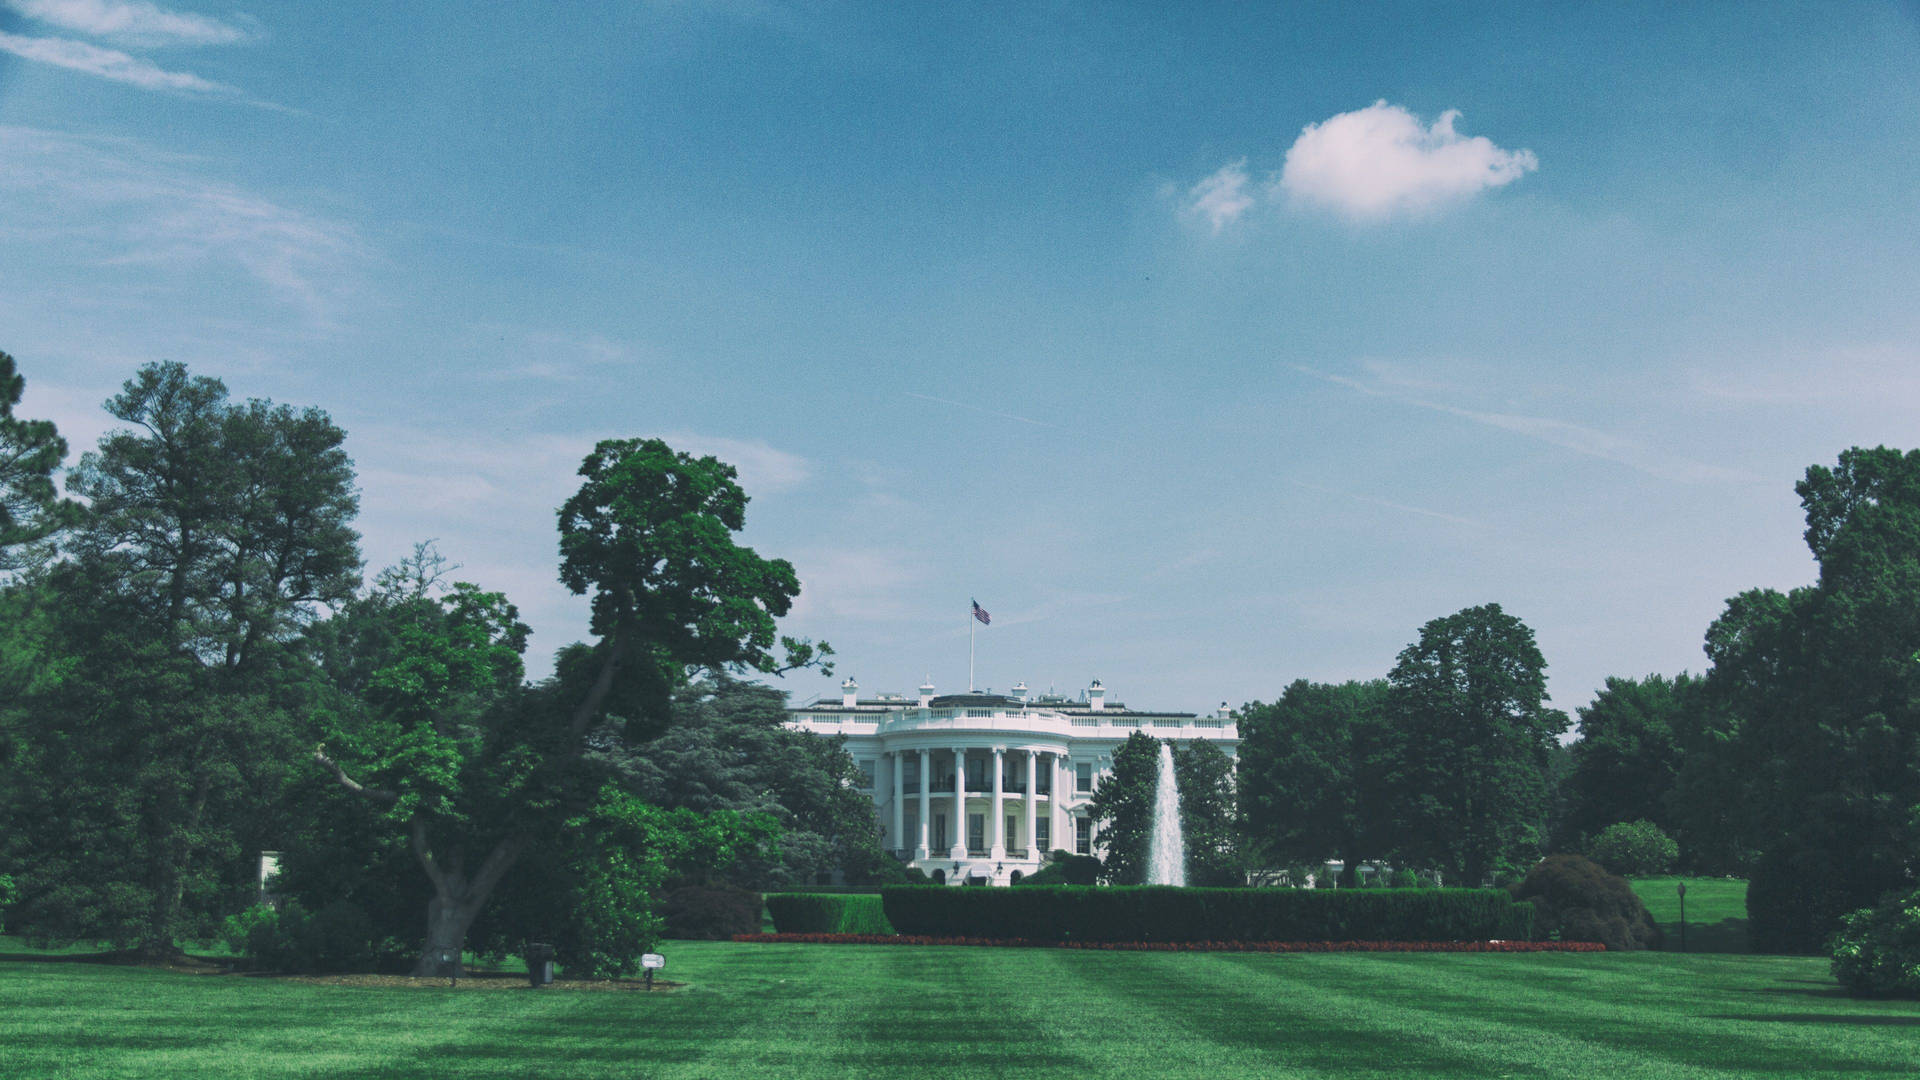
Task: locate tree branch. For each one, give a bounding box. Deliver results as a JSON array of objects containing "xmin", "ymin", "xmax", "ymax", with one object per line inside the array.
[
  {"xmin": 568, "ymin": 629, "xmax": 629, "ymax": 740},
  {"xmin": 314, "ymin": 744, "xmax": 399, "ymax": 805}
]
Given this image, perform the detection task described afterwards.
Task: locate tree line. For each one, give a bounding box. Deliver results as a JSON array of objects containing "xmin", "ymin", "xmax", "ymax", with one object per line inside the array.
[{"xmin": 0, "ymin": 354, "xmax": 898, "ymax": 975}]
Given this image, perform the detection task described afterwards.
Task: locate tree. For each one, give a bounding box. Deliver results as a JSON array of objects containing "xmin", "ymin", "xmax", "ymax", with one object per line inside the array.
[
  {"xmin": 1712, "ymin": 447, "xmax": 1920, "ymax": 952},
  {"xmin": 0, "ymin": 350, "xmax": 77, "ymax": 568},
  {"xmin": 1173, "ymin": 739, "xmax": 1241, "ymax": 886},
  {"xmin": 1086, "ymin": 731, "xmax": 1161, "ymax": 885},
  {"xmin": 1562, "ymin": 674, "xmax": 1697, "ymax": 845},
  {"xmin": 2, "ymin": 362, "xmax": 358, "ymax": 955},
  {"xmin": 611, "ymin": 675, "xmax": 888, "ymax": 888},
  {"xmin": 314, "ymin": 439, "xmax": 827, "ymax": 975},
  {"xmin": 1386, "ymin": 603, "xmax": 1567, "ymax": 885},
  {"xmin": 1236, "ymin": 679, "xmax": 1391, "ymax": 884}
]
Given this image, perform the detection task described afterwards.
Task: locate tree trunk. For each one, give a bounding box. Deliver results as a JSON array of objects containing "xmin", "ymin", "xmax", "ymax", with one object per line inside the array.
[
  {"xmin": 413, "ymin": 889, "xmax": 490, "ymax": 977},
  {"xmin": 408, "ymin": 818, "xmax": 527, "ymax": 977}
]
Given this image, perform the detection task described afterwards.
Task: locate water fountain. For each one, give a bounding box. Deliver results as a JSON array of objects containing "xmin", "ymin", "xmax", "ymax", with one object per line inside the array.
[{"xmin": 1145, "ymin": 741, "xmax": 1186, "ymax": 886}]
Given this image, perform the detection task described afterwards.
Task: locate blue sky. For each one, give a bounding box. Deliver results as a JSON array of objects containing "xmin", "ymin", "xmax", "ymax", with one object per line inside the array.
[{"xmin": 4, "ymin": 2, "xmax": 1920, "ymax": 718}]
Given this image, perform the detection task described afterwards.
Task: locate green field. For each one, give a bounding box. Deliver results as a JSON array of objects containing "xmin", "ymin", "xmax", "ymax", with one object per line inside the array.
[
  {"xmin": 5, "ymin": 938, "xmax": 1918, "ymax": 1078},
  {"xmin": 1631, "ymin": 876, "xmax": 1750, "ymax": 953}
]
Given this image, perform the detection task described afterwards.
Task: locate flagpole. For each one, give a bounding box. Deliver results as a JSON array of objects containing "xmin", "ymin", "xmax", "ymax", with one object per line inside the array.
[{"xmin": 969, "ymin": 602, "xmax": 975, "ymax": 691}]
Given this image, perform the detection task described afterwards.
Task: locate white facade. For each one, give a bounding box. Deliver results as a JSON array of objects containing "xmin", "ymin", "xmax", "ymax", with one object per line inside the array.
[{"xmin": 786, "ymin": 679, "xmax": 1239, "ymax": 886}]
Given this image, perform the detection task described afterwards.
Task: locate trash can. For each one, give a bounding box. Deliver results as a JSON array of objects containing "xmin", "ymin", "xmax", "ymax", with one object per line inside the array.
[{"xmin": 524, "ymin": 942, "xmax": 556, "ymax": 987}]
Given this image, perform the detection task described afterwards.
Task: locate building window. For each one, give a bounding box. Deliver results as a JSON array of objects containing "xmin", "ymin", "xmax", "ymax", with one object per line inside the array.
[
  {"xmin": 1075, "ymin": 817, "xmax": 1091, "ymax": 854},
  {"xmin": 933, "ymin": 815, "xmax": 947, "ymax": 851},
  {"xmin": 966, "ymin": 758, "xmax": 986, "ymax": 790},
  {"xmin": 1037, "ymin": 818, "xmax": 1051, "ymax": 852},
  {"xmin": 905, "ymin": 809, "xmax": 919, "ymax": 849},
  {"xmin": 857, "ymin": 760, "xmax": 875, "ymax": 789},
  {"xmin": 1076, "ymin": 762, "xmax": 1092, "ymax": 793},
  {"xmin": 968, "ymin": 813, "xmax": 985, "ymax": 852}
]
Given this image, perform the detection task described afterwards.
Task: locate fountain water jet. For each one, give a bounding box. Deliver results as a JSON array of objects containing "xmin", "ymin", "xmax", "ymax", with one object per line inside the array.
[{"xmin": 1145, "ymin": 741, "xmax": 1186, "ymax": 886}]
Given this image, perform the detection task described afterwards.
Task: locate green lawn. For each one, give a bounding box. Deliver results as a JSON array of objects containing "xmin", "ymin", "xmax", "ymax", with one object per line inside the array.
[
  {"xmin": 1631, "ymin": 876, "xmax": 1750, "ymax": 953},
  {"xmin": 5, "ymin": 938, "xmax": 1919, "ymax": 1078}
]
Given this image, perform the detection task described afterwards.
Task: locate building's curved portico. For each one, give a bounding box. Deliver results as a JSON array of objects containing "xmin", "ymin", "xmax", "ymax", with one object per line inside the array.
[{"xmin": 787, "ymin": 680, "xmax": 1238, "ymax": 885}]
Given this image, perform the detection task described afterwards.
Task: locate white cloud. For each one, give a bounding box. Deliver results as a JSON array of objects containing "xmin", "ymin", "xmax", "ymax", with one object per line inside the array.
[
  {"xmin": 3, "ymin": 0, "xmax": 250, "ymax": 47},
  {"xmin": 660, "ymin": 432, "xmax": 811, "ymax": 493},
  {"xmin": 1184, "ymin": 159, "xmax": 1255, "ymax": 233},
  {"xmin": 1278, "ymin": 100, "xmax": 1537, "ymax": 221},
  {"xmin": 0, "ymin": 30, "xmax": 235, "ymax": 92}
]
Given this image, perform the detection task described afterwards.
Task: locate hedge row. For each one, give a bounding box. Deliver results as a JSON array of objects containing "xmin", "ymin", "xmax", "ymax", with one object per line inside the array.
[
  {"xmin": 878, "ymin": 885, "xmax": 1534, "ymax": 943},
  {"xmin": 766, "ymin": 892, "xmax": 896, "ymax": 935},
  {"xmin": 735, "ymin": 933, "xmax": 1598, "ymax": 952}
]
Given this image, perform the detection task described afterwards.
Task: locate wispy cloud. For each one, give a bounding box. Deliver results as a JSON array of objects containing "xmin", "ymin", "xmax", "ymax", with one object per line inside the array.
[
  {"xmin": 0, "ymin": 126, "xmax": 365, "ymax": 322},
  {"xmin": 1290, "ymin": 479, "xmax": 1487, "ymax": 529},
  {"xmin": 1183, "ymin": 159, "xmax": 1255, "ymax": 233},
  {"xmin": 1279, "ymin": 101, "xmax": 1537, "ymax": 221},
  {"xmin": 1296, "ymin": 364, "xmax": 1756, "ymax": 484},
  {"xmin": 904, "ymin": 391, "xmax": 1057, "ymax": 428},
  {"xmin": 0, "ymin": 30, "xmax": 236, "ymax": 93},
  {"xmin": 3, "ymin": 0, "xmax": 252, "ymax": 47}
]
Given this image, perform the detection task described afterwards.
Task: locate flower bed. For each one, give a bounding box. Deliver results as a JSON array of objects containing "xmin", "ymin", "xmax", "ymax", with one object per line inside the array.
[{"xmin": 733, "ymin": 933, "xmax": 1604, "ymax": 953}]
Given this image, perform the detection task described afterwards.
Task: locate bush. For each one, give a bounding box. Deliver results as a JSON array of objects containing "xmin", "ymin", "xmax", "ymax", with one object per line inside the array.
[
  {"xmin": 658, "ymin": 885, "xmax": 763, "ymax": 940},
  {"xmin": 879, "ymin": 886, "xmax": 1533, "ymax": 943},
  {"xmin": 1747, "ymin": 845, "xmax": 1860, "ymax": 955},
  {"xmin": 1587, "ymin": 820, "xmax": 1679, "ymax": 877},
  {"xmin": 1015, "ymin": 853, "xmax": 1102, "ymax": 887},
  {"xmin": 0, "ymin": 873, "xmax": 16, "ymax": 934},
  {"xmin": 1513, "ymin": 855, "xmax": 1658, "ymax": 950},
  {"xmin": 1830, "ymin": 887, "xmax": 1920, "ymax": 998},
  {"xmin": 222, "ymin": 901, "xmax": 375, "ymax": 973},
  {"xmin": 1389, "ymin": 869, "xmax": 1419, "ymax": 889},
  {"xmin": 766, "ymin": 893, "xmax": 896, "ymax": 935}
]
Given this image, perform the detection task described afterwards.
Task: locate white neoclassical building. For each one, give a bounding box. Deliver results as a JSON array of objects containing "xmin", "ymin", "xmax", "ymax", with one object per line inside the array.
[{"xmin": 786, "ymin": 678, "xmax": 1239, "ymax": 886}]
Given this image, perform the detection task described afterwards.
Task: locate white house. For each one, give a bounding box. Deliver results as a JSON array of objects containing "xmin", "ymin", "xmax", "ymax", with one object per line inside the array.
[{"xmin": 786, "ymin": 678, "xmax": 1239, "ymax": 886}]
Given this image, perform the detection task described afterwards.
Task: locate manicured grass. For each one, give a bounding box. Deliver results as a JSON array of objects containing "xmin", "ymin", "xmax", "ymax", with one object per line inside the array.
[
  {"xmin": 6, "ymin": 937, "xmax": 1919, "ymax": 1078},
  {"xmin": 1632, "ymin": 876, "xmax": 1750, "ymax": 953}
]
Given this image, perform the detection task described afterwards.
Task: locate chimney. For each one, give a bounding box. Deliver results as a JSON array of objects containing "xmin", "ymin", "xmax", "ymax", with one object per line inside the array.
[
  {"xmin": 1011, "ymin": 682, "xmax": 1028, "ymax": 703},
  {"xmin": 1216, "ymin": 701, "xmax": 1231, "ymax": 720},
  {"xmin": 841, "ymin": 677, "xmax": 858, "ymax": 709},
  {"xmin": 919, "ymin": 678, "xmax": 935, "ymax": 708},
  {"xmin": 1088, "ymin": 679, "xmax": 1105, "ymax": 711}
]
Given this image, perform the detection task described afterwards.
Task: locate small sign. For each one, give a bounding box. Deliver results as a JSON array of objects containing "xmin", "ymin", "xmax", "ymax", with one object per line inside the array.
[{"xmin": 641, "ymin": 953, "xmax": 666, "ymax": 970}]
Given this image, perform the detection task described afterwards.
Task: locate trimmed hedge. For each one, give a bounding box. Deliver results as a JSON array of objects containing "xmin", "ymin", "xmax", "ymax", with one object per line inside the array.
[
  {"xmin": 766, "ymin": 893, "xmax": 896, "ymax": 935},
  {"xmin": 878, "ymin": 885, "xmax": 1534, "ymax": 943}
]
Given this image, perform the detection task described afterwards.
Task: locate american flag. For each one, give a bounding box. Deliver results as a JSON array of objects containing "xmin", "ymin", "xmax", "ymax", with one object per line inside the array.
[{"xmin": 971, "ymin": 599, "xmax": 991, "ymax": 626}]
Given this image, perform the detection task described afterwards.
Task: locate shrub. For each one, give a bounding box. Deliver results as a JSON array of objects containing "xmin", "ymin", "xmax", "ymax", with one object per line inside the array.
[
  {"xmin": 0, "ymin": 873, "xmax": 16, "ymax": 934},
  {"xmin": 658, "ymin": 885, "xmax": 763, "ymax": 940},
  {"xmin": 1389, "ymin": 869, "xmax": 1419, "ymax": 889},
  {"xmin": 1016, "ymin": 853, "xmax": 1102, "ymax": 887},
  {"xmin": 1513, "ymin": 855, "xmax": 1659, "ymax": 950},
  {"xmin": 879, "ymin": 885, "xmax": 1533, "ymax": 943},
  {"xmin": 1830, "ymin": 887, "xmax": 1920, "ymax": 998},
  {"xmin": 1586, "ymin": 820, "xmax": 1679, "ymax": 877},
  {"xmin": 223, "ymin": 901, "xmax": 375, "ymax": 973},
  {"xmin": 766, "ymin": 893, "xmax": 895, "ymax": 935}
]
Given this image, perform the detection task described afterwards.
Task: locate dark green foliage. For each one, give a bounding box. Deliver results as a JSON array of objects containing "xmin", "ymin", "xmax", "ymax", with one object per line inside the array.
[
  {"xmin": 223, "ymin": 900, "xmax": 376, "ymax": 973},
  {"xmin": 1390, "ymin": 869, "xmax": 1419, "ymax": 888},
  {"xmin": 1016, "ymin": 852, "xmax": 1102, "ymax": 886},
  {"xmin": 659, "ymin": 885, "xmax": 764, "ymax": 940},
  {"xmin": 1830, "ymin": 886, "xmax": 1920, "ymax": 998},
  {"xmin": 765, "ymin": 893, "xmax": 895, "ymax": 934},
  {"xmin": 0, "ymin": 350, "xmax": 77, "ymax": 566},
  {"xmin": 1514, "ymin": 855, "xmax": 1659, "ymax": 950},
  {"xmin": 1564, "ymin": 674, "xmax": 1697, "ymax": 845},
  {"xmin": 1587, "ymin": 820, "xmax": 1678, "ymax": 877},
  {"xmin": 1237, "ymin": 679, "xmax": 1392, "ymax": 884},
  {"xmin": 1086, "ymin": 732, "xmax": 1160, "ymax": 884},
  {"xmin": 879, "ymin": 885, "xmax": 1532, "ymax": 943},
  {"xmin": 1173, "ymin": 738, "xmax": 1242, "ymax": 886},
  {"xmin": 1386, "ymin": 604, "xmax": 1568, "ymax": 886},
  {"xmin": 1746, "ymin": 845, "xmax": 1859, "ymax": 955}
]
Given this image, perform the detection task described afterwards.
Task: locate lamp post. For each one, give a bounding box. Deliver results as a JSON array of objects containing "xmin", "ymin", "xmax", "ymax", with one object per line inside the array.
[{"xmin": 1676, "ymin": 882, "xmax": 1687, "ymax": 953}]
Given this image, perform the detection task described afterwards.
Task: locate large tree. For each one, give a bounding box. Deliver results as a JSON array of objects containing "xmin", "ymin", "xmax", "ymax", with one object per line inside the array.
[
  {"xmin": 1562, "ymin": 673, "xmax": 1698, "ymax": 845},
  {"xmin": 1086, "ymin": 731, "xmax": 1162, "ymax": 885},
  {"xmin": 1173, "ymin": 738, "xmax": 1241, "ymax": 886},
  {"xmin": 0, "ymin": 350, "xmax": 77, "ymax": 568},
  {"xmin": 1236, "ymin": 679, "xmax": 1392, "ymax": 884},
  {"xmin": 314, "ymin": 439, "xmax": 827, "ymax": 975},
  {"xmin": 1714, "ymin": 447, "xmax": 1920, "ymax": 952},
  {"xmin": 1, "ymin": 363, "xmax": 358, "ymax": 954},
  {"xmin": 1386, "ymin": 603, "xmax": 1567, "ymax": 886}
]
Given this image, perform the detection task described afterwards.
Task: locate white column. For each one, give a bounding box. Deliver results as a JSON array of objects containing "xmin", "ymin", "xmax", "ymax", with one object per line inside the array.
[
  {"xmin": 952, "ymin": 747, "xmax": 968, "ymax": 860},
  {"xmin": 891, "ymin": 750, "xmax": 904, "ymax": 853},
  {"xmin": 1024, "ymin": 748, "xmax": 1038, "ymax": 857},
  {"xmin": 1054, "ymin": 753, "xmax": 1069, "ymax": 853},
  {"xmin": 916, "ymin": 749, "xmax": 930, "ymax": 859},
  {"xmin": 990, "ymin": 746, "xmax": 1006, "ymax": 860}
]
